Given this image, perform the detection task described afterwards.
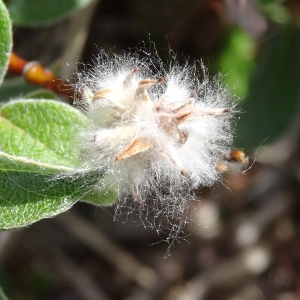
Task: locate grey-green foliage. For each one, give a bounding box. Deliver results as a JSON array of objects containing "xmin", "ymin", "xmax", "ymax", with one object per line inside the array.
[
  {"xmin": 0, "ymin": 99, "xmax": 88, "ymax": 167},
  {"xmin": 235, "ymin": 25, "xmax": 300, "ymax": 151},
  {"xmin": 0, "ymin": 99, "xmax": 109, "ymax": 229},
  {"xmin": 0, "ymin": 152, "xmax": 101, "ymax": 228},
  {"xmin": 0, "ymin": 0, "xmax": 12, "ymax": 84},
  {"xmin": 0, "ymin": 0, "xmax": 117, "ymax": 228},
  {"xmin": 6, "ymin": 0, "xmax": 94, "ymax": 26}
]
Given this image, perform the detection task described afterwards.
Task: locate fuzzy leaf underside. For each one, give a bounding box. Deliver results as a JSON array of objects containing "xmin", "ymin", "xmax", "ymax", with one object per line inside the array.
[
  {"xmin": 0, "ymin": 152, "xmax": 102, "ymax": 229},
  {"xmin": 7, "ymin": 0, "xmax": 93, "ymax": 26},
  {"xmin": 0, "ymin": 0, "xmax": 12, "ymax": 84}
]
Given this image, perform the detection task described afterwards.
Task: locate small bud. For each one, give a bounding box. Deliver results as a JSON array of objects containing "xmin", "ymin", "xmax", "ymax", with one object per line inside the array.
[{"xmin": 230, "ymin": 149, "xmax": 249, "ymax": 166}]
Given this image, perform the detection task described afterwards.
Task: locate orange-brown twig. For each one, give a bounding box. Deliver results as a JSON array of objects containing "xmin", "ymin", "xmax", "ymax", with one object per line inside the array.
[{"xmin": 8, "ymin": 53, "xmax": 74, "ymax": 101}]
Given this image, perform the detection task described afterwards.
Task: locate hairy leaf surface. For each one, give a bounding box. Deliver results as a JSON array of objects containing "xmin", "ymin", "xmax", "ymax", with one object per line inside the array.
[
  {"xmin": 0, "ymin": 0, "xmax": 12, "ymax": 84},
  {"xmin": 0, "ymin": 152, "xmax": 101, "ymax": 228}
]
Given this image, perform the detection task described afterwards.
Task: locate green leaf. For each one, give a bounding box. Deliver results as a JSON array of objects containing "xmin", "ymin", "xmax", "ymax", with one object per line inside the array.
[
  {"xmin": 0, "ymin": 99, "xmax": 90, "ymax": 167},
  {"xmin": 0, "ymin": 77, "xmax": 39, "ymax": 102},
  {"xmin": 0, "ymin": 99, "xmax": 116, "ymax": 228},
  {"xmin": 7, "ymin": 0, "xmax": 93, "ymax": 26},
  {"xmin": 0, "ymin": 287, "xmax": 9, "ymax": 300},
  {"xmin": 24, "ymin": 89, "xmax": 57, "ymax": 100},
  {"xmin": 82, "ymin": 186, "xmax": 118, "ymax": 206},
  {"xmin": 254, "ymin": 0, "xmax": 279, "ymax": 5},
  {"xmin": 235, "ymin": 25, "xmax": 300, "ymax": 151},
  {"xmin": 0, "ymin": 0, "xmax": 12, "ymax": 84},
  {"xmin": 256, "ymin": 1, "xmax": 290, "ymax": 24},
  {"xmin": 0, "ymin": 77, "xmax": 57, "ymax": 102},
  {"xmin": 219, "ymin": 27, "xmax": 255, "ymax": 99},
  {"xmin": 0, "ymin": 151, "xmax": 101, "ymax": 229}
]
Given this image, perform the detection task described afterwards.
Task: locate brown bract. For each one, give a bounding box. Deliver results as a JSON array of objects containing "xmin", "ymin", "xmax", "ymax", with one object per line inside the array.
[
  {"xmin": 82, "ymin": 69, "xmax": 238, "ymax": 208},
  {"xmin": 88, "ymin": 70, "xmax": 232, "ymax": 177}
]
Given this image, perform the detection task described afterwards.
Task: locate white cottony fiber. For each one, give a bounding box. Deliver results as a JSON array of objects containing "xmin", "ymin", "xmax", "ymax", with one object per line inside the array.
[{"xmin": 76, "ymin": 49, "xmax": 236, "ymax": 244}]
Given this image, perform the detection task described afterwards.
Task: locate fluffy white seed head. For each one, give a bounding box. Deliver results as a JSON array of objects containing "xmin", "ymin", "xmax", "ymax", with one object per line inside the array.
[{"xmin": 75, "ymin": 50, "xmax": 236, "ymax": 244}]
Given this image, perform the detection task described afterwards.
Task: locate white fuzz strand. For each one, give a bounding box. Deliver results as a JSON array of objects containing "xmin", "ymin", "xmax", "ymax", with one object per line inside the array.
[{"xmin": 75, "ymin": 50, "xmax": 236, "ymax": 245}]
